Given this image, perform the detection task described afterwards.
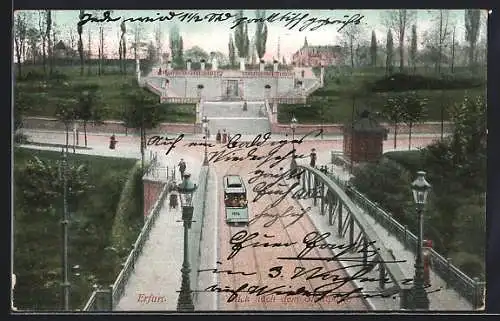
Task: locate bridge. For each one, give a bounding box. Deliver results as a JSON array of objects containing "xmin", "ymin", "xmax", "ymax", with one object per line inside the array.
[{"xmin": 80, "ymin": 138, "xmax": 485, "ymax": 312}]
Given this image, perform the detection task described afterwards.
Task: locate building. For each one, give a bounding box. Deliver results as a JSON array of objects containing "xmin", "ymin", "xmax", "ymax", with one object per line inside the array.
[
  {"xmin": 291, "ymin": 37, "xmax": 342, "ymax": 67},
  {"xmin": 343, "ymin": 110, "xmax": 387, "ymax": 163}
]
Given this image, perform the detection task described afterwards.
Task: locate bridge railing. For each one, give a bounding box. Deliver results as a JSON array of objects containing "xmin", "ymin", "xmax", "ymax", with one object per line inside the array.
[
  {"xmin": 325, "ymin": 171, "xmax": 485, "ymax": 309},
  {"xmin": 82, "ymin": 179, "xmax": 170, "ymax": 311},
  {"xmin": 297, "ymin": 164, "xmax": 411, "ymax": 308}
]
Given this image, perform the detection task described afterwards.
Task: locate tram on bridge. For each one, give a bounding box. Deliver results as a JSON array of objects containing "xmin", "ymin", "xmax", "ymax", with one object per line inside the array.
[{"xmin": 223, "ymin": 175, "xmax": 249, "ymax": 225}]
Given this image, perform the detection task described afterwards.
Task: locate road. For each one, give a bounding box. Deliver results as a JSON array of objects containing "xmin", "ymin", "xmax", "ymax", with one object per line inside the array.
[{"xmin": 19, "ymin": 130, "xmax": 443, "ymax": 311}]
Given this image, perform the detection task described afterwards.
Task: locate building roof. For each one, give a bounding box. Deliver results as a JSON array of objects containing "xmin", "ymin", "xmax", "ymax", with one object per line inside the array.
[
  {"xmin": 346, "ymin": 110, "xmax": 386, "ymax": 134},
  {"xmin": 54, "ymin": 40, "xmax": 67, "ymax": 51}
]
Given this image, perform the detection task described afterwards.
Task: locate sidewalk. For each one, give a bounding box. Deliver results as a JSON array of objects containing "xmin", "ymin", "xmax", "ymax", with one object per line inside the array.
[
  {"xmin": 292, "ymin": 157, "xmax": 473, "ymax": 310},
  {"xmin": 115, "ymin": 154, "xmax": 203, "ymax": 311}
]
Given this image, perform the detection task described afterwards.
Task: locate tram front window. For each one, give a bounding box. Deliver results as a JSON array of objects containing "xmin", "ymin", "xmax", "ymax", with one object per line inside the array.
[{"xmin": 225, "ymin": 193, "xmax": 247, "ymax": 208}]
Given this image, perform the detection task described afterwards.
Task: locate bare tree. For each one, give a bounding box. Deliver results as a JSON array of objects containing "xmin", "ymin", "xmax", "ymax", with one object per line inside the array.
[
  {"xmin": 383, "ymin": 10, "xmax": 416, "ymax": 72},
  {"xmin": 46, "ymin": 10, "xmax": 53, "ymax": 75},
  {"xmin": 131, "ymin": 23, "xmax": 145, "ymax": 61},
  {"xmin": 465, "ymin": 9, "xmax": 481, "ymax": 69},
  {"xmin": 78, "ymin": 10, "xmax": 85, "ymax": 75},
  {"xmin": 87, "ymin": 24, "xmax": 92, "ymax": 75},
  {"xmin": 409, "ymin": 25, "xmax": 417, "ymax": 74},
  {"xmin": 14, "ymin": 11, "xmax": 28, "ymax": 76},
  {"xmin": 38, "ymin": 11, "xmax": 47, "ymax": 74},
  {"xmin": 120, "ymin": 21, "xmax": 127, "ymax": 73},
  {"xmin": 154, "ymin": 23, "xmax": 163, "ymax": 64},
  {"xmin": 342, "ymin": 23, "xmax": 361, "ymax": 69},
  {"xmin": 386, "ymin": 29, "xmax": 394, "ymax": 75},
  {"xmin": 424, "ymin": 10, "xmax": 451, "ymax": 74},
  {"xmin": 450, "ymin": 26, "xmax": 456, "ymax": 73},
  {"xmin": 26, "ymin": 27, "xmax": 40, "ymax": 65}
]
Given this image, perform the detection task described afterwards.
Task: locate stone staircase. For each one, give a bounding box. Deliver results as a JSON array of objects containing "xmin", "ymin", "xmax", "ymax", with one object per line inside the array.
[{"xmin": 202, "ymin": 101, "xmax": 270, "ymax": 135}]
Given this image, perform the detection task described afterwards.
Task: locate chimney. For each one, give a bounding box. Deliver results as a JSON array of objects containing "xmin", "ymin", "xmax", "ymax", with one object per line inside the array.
[
  {"xmin": 186, "ymin": 59, "xmax": 192, "ymax": 71},
  {"xmin": 167, "ymin": 60, "xmax": 172, "ymax": 70},
  {"xmin": 273, "ymin": 60, "xmax": 279, "ymax": 72},
  {"xmin": 200, "ymin": 59, "xmax": 206, "ymax": 71},
  {"xmin": 259, "ymin": 60, "xmax": 265, "ymax": 72}
]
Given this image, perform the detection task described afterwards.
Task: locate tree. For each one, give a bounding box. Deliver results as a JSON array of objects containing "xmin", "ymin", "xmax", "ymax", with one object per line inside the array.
[
  {"xmin": 26, "ymin": 27, "xmax": 40, "ymax": 64},
  {"xmin": 384, "ymin": 9, "xmax": 416, "ymax": 72},
  {"xmin": 234, "ymin": 10, "xmax": 249, "ymax": 70},
  {"xmin": 122, "ymin": 86, "xmax": 161, "ymax": 169},
  {"xmin": 433, "ymin": 10, "xmax": 451, "ymax": 74},
  {"xmin": 254, "ymin": 10, "xmax": 268, "ymax": 60},
  {"xmin": 46, "ymin": 10, "xmax": 53, "ymax": 75},
  {"xmin": 370, "ymin": 30, "xmax": 377, "ymax": 67},
  {"xmin": 401, "ymin": 92, "xmax": 428, "ymax": 150},
  {"xmin": 386, "ymin": 29, "xmax": 394, "ymax": 75},
  {"xmin": 38, "ymin": 11, "xmax": 47, "ymax": 75},
  {"xmin": 450, "ymin": 26, "xmax": 456, "ymax": 73},
  {"xmin": 342, "ymin": 24, "xmax": 361, "ymax": 68},
  {"xmin": 465, "ymin": 9, "xmax": 481, "ymax": 69},
  {"xmin": 184, "ymin": 46, "xmax": 210, "ymax": 63},
  {"xmin": 86, "ymin": 24, "xmax": 92, "ymax": 75},
  {"xmin": 169, "ymin": 25, "xmax": 184, "ymax": 68},
  {"xmin": 54, "ymin": 98, "xmax": 78, "ymax": 151},
  {"xmin": 154, "ymin": 23, "xmax": 163, "ymax": 64},
  {"xmin": 131, "ymin": 23, "xmax": 146, "ymax": 61},
  {"xmin": 409, "ymin": 24, "xmax": 417, "ymax": 74},
  {"xmin": 76, "ymin": 85, "xmax": 102, "ymax": 147},
  {"xmin": 119, "ymin": 21, "xmax": 127, "ymax": 74},
  {"xmin": 382, "ymin": 93, "xmax": 405, "ymax": 149},
  {"xmin": 16, "ymin": 155, "xmax": 92, "ymax": 216},
  {"xmin": 228, "ymin": 35, "xmax": 236, "ymax": 67},
  {"xmin": 78, "ymin": 10, "xmax": 85, "ymax": 76},
  {"xmin": 14, "ymin": 11, "xmax": 28, "ymax": 77}
]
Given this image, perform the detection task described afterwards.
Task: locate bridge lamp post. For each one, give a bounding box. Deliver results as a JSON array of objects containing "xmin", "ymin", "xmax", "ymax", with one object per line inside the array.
[
  {"xmin": 176, "ymin": 174, "xmax": 198, "ymax": 311},
  {"xmin": 290, "ymin": 115, "xmax": 298, "ymax": 156},
  {"xmin": 410, "ymin": 171, "xmax": 431, "ymax": 310},
  {"xmin": 202, "ymin": 115, "xmax": 209, "ymax": 166}
]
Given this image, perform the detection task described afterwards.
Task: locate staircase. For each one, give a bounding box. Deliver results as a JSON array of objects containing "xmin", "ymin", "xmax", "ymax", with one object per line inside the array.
[{"xmin": 203, "ymin": 101, "xmax": 270, "ymax": 135}]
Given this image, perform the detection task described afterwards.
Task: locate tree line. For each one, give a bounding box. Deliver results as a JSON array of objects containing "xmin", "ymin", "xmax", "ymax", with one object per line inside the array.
[{"xmin": 343, "ymin": 10, "xmax": 486, "ymax": 74}]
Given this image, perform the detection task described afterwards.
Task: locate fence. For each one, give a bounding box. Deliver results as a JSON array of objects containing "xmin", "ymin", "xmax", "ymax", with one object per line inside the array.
[
  {"xmin": 325, "ymin": 171, "xmax": 485, "ymax": 309},
  {"xmin": 82, "ymin": 178, "xmax": 171, "ymax": 311}
]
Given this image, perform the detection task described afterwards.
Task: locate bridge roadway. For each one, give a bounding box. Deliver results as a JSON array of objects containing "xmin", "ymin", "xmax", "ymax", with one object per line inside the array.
[{"xmin": 19, "ymin": 129, "xmax": 468, "ymax": 310}]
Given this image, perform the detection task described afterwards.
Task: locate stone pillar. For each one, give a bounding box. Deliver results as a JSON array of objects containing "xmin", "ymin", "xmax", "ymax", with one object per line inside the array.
[
  {"xmin": 200, "ymin": 60, "xmax": 206, "ymax": 71},
  {"xmin": 239, "ymin": 57, "xmax": 245, "ymax": 71},
  {"xmin": 187, "ymin": 60, "xmax": 192, "ymax": 71},
  {"xmin": 259, "ymin": 60, "xmax": 265, "ymax": 72},
  {"xmin": 273, "ymin": 60, "xmax": 279, "ymax": 72},
  {"xmin": 167, "ymin": 60, "xmax": 172, "ymax": 70}
]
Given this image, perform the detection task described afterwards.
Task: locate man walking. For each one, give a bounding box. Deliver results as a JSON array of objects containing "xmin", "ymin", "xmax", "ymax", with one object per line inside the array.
[{"xmin": 178, "ymin": 158, "xmax": 187, "ymax": 179}]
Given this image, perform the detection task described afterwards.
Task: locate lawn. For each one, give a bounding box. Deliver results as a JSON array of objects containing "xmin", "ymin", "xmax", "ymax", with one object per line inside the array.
[
  {"xmin": 13, "ymin": 147, "xmax": 143, "ymax": 310},
  {"xmin": 278, "ymin": 66, "xmax": 486, "ymax": 124},
  {"xmin": 16, "ymin": 65, "xmax": 196, "ymax": 123}
]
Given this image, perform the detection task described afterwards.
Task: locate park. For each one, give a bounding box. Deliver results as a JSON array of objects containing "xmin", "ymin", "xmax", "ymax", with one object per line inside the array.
[{"xmin": 13, "ymin": 9, "xmax": 486, "ymax": 311}]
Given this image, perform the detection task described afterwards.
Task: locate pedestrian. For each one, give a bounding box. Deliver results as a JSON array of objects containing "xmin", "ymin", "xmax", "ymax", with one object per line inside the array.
[
  {"xmin": 222, "ymin": 129, "xmax": 228, "ymax": 144},
  {"xmin": 178, "ymin": 158, "xmax": 187, "ymax": 178},
  {"xmin": 216, "ymin": 129, "xmax": 221, "ymax": 144},
  {"xmin": 243, "ymin": 100, "xmax": 248, "ymax": 111},
  {"xmin": 109, "ymin": 134, "xmax": 118, "ymax": 150},
  {"xmin": 309, "ymin": 148, "xmax": 317, "ymax": 168}
]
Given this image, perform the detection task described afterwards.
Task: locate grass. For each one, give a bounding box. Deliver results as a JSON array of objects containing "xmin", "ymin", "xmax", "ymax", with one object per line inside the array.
[
  {"xmin": 16, "ymin": 65, "xmax": 196, "ymax": 123},
  {"xmin": 13, "ymin": 147, "xmax": 142, "ymax": 310},
  {"xmin": 278, "ymin": 67, "xmax": 486, "ymax": 125}
]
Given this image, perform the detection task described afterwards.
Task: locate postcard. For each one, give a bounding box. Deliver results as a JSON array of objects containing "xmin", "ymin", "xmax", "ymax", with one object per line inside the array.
[{"xmin": 12, "ymin": 9, "xmax": 487, "ymax": 312}]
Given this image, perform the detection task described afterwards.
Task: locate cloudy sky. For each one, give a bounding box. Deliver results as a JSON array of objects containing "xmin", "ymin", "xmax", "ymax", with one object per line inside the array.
[{"xmin": 18, "ymin": 9, "xmax": 488, "ymax": 62}]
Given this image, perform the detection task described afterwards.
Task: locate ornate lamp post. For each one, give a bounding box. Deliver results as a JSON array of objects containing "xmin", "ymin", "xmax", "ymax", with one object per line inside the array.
[
  {"xmin": 409, "ymin": 171, "xmax": 432, "ymax": 310},
  {"xmin": 176, "ymin": 174, "xmax": 198, "ymax": 311},
  {"xmin": 202, "ymin": 115, "xmax": 209, "ymax": 166},
  {"xmin": 290, "ymin": 115, "xmax": 298, "ymax": 156}
]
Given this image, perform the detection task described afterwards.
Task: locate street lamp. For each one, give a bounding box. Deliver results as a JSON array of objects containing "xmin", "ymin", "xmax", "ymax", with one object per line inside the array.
[
  {"xmin": 202, "ymin": 115, "xmax": 209, "ymax": 166},
  {"xmin": 290, "ymin": 115, "xmax": 298, "ymax": 156},
  {"xmin": 176, "ymin": 174, "xmax": 198, "ymax": 311},
  {"xmin": 59, "ymin": 148, "xmax": 71, "ymax": 310},
  {"xmin": 409, "ymin": 171, "xmax": 432, "ymax": 310}
]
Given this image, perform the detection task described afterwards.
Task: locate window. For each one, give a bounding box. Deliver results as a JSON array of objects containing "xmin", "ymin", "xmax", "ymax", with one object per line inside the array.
[{"xmin": 225, "ymin": 193, "xmax": 247, "ymax": 208}]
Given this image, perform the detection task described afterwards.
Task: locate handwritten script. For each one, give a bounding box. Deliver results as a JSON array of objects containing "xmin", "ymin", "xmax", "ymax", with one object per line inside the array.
[{"xmin": 77, "ymin": 11, "xmax": 364, "ymax": 32}]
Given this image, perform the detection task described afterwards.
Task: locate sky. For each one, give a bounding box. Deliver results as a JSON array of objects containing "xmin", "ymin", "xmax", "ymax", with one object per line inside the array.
[{"xmin": 17, "ymin": 9, "xmax": 488, "ymax": 62}]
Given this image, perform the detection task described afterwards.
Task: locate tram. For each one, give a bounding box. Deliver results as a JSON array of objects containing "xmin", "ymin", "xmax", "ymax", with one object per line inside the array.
[{"xmin": 223, "ymin": 175, "xmax": 249, "ymax": 224}]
